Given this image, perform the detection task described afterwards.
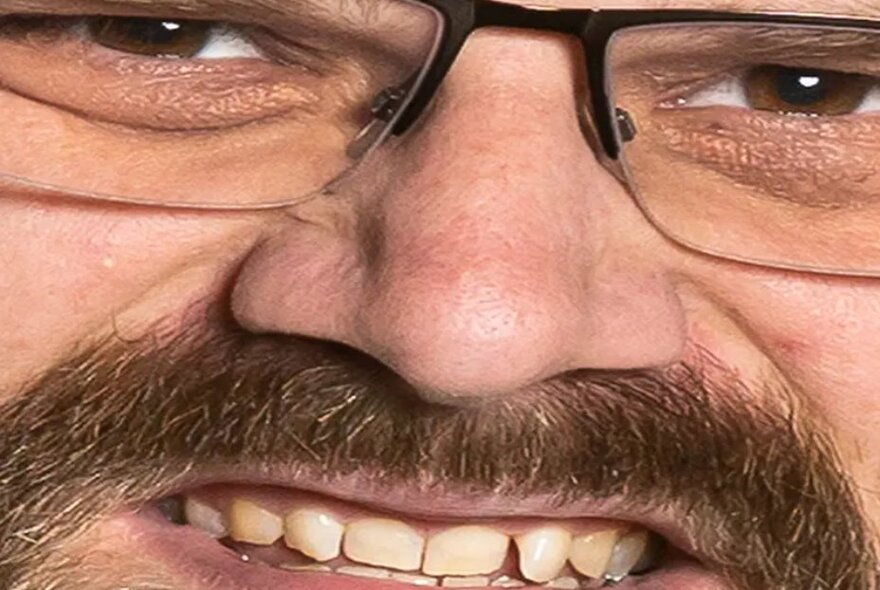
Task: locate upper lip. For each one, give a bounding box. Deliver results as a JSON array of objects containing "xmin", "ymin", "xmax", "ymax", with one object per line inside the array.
[{"xmin": 149, "ymin": 462, "xmax": 707, "ymax": 568}]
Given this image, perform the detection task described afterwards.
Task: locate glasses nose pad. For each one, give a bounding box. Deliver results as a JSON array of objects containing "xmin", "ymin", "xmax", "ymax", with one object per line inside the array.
[
  {"xmin": 576, "ymin": 87, "xmax": 631, "ymax": 183},
  {"xmin": 615, "ymin": 108, "xmax": 638, "ymax": 143},
  {"xmin": 345, "ymin": 119, "xmax": 386, "ymax": 161},
  {"xmin": 346, "ymin": 75, "xmax": 419, "ymax": 160}
]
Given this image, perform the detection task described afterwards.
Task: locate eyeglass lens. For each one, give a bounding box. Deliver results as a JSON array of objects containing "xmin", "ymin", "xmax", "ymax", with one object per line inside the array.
[
  {"xmin": 608, "ymin": 22, "xmax": 880, "ymax": 273},
  {"xmin": 0, "ymin": 1, "xmax": 441, "ymax": 207},
  {"xmin": 4, "ymin": 7, "xmax": 880, "ymax": 273}
]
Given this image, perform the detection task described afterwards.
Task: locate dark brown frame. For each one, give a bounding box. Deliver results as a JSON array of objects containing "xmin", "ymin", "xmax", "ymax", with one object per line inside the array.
[{"xmin": 390, "ymin": 4, "xmax": 880, "ymax": 159}]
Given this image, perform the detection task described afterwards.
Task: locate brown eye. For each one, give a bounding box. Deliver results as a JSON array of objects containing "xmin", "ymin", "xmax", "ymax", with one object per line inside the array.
[
  {"xmin": 86, "ymin": 17, "xmax": 212, "ymax": 58},
  {"xmin": 745, "ymin": 65, "xmax": 874, "ymax": 116}
]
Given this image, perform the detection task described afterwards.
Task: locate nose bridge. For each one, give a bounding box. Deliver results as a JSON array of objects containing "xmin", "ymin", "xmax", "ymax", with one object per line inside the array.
[
  {"xmin": 393, "ymin": 3, "xmax": 621, "ymax": 162},
  {"xmin": 231, "ymin": 27, "xmax": 687, "ymax": 403},
  {"xmin": 349, "ymin": 31, "xmax": 675, "ymax": 398},
  {"xmin": 391, "ymin": 0, "xmax": 593, "ymax": 134},
  {"xmin": 473, "ymin": 1, "xmax": 589, "ymax": 33}
]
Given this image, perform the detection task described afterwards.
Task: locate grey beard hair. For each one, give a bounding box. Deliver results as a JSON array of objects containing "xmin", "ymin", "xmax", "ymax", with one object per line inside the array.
[{"xmin": 0, "ymin": 324, "xmax": 877, "ymax": 589}]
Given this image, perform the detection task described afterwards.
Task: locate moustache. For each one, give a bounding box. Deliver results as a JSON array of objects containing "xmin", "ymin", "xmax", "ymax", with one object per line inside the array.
[{"xmin": 0, "ymin": 323, "xmax": 876, "ymax": 589}]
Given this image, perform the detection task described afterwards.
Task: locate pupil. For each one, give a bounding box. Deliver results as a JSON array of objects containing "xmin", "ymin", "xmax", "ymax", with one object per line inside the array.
[
  {"xmin": 89, "ymin": 16, "xmax": 211, "ymax": 58},
  {"xmin": 127, "ymin": 18, "xmax": 187, "ymax": 46},
  {"xmin": 775, "ymin": 68, "xmax": 829, "ymax": 106}
]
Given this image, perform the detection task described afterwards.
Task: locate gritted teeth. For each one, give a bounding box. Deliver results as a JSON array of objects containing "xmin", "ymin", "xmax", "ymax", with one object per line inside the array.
[
  {"xmin": 184, "ymin": 497, "xmax": 227, "ymax": 539},
  {"xmin": 345, "ymin": 518, "xmax": 426, "ymax": 571},
  {"xmin": 285, "ymin": 508, "xmax": 345, "ymax": 561},
  {"xmin": 160, "ymin": 489, "xmax": 664, "ymax": 588},
  {"xmin": 568, "ymin": 530, "xmax": 621, "ymax": 579},
  {"xmin": 543, "ymin": 578, "xmax": 579, "ymax": 589},
  {"xmin": 605, "ymin": 530, "xmax": 649, "ymax": 580},
  {"xmin": 423, "ymin": 526, "xmax": 510, "ymax": 576},
  {"xmin": 227, "ymin": 498, "xmax": 284, "ymax": 545},
  {"xmin": 515, "ymin": 527, "xmax": 571, "ymax": 583}
]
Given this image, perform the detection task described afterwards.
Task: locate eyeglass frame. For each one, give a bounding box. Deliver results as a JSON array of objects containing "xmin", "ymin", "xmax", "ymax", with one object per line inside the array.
[
  {"xmin": 391, "ymin": 3, "xmax": 880, "ymax": 151},
  {"xmin": 11, "ymin": 3, "xmax": 879, "ymax": 277},
  {"xmin": 369, "ymin": 3, "xmax": 880, "ymax": 278}
]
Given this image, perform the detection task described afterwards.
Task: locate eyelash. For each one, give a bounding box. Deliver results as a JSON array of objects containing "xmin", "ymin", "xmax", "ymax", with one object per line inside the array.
[
  {"xmin": 171, "ymin": 26, "xmax": 264, "ymax": 60},
  {"xmin": 0, "ymin": 14, "xmax": 269, "ymax": 63},
  {"xmin": 73, "ymin": 17, "xmax": 266, "ymax": 60},
  {"xmin": 675, "ymin": 72, "xmax": 880, "ymax": 114}
]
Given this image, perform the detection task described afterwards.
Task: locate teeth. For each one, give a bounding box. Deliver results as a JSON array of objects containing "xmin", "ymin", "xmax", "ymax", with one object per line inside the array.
[
  {"xmin": 184, "ymin": 497, "xmax": 228, "ymax": 538},
  {"xmin": 197, "ymin": 494, "xmax": 658, "ymax": 586},
  {"xmin": 279, "ymin": 564, "xmax": 333, "ymax": 573},
  {"xmin": 391, "ymin": 573, "xmax": 440, "ymax": 586},
  {"xmin": 441, "ymin": 576, "xmax": 492, "ymax": 587},
  {"xmin": 568, "ymin": 529, "xmax": 623, "ymax": 579},
  {"xmin": 544, "ymin": 577, "xmax": 579, "ymax": 589},
  {"xmin": 629, "ymin": 531, "xmax": 662, "ymax": 575},
  {"xmin": 604, "ymin": 530, "xmax": 649, "ymax": 579},
  {"xmin": 227, "ymin": 499, "xmax": 283, "ymax": 546},
  {"xmin": 423, "ymin": 526, "xmax": 510, "ymax": 576},
  {"xmin": 284, "ymin": 509, "xmax": 345, "ymax": 562},
  {"xmin": 343, "ymin": 518, "xmax": 425, "ymax": 571},
  {"xmin": 337, "ymin": 565, "xmax": 392, "ymax": 579},
  {"xmin": 515, "ymin": 526, "xmax": 571, "ymax": 583}
]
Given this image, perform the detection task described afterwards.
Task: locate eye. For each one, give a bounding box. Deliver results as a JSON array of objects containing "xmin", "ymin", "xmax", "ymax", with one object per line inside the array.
[
  {"xmin": 85, "ymin": 16, "xmax": 260, "ymax": 59},
  {"xmin": 682, "ymin": 65, "xmax": 880, "ymax": 117},
  {"xmin": 746, "ymin": 66, "xmax": 874, "ymax": 116}
]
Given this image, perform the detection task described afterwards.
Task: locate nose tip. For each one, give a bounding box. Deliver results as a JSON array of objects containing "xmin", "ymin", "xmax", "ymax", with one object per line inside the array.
[{"xmin": 357, "ymin": 270, "xmax": 581, "ymax": 400}]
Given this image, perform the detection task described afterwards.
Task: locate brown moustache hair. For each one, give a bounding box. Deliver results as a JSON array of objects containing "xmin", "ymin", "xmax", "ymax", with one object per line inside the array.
[{"xmin": 0, "ymin": 324, "xmax": 876, "ymax": 589}]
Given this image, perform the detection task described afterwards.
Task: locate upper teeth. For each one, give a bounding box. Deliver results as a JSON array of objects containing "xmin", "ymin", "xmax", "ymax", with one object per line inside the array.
[
  {"xmin": 344, "ymin": 518, "xmax": 426, "ymax": 571},
  {"xmin": 184, "ymin": 497, "xmax": 228, "ymax": 539},
  {"xmin": 568, "ymin": 529, "xmax": 623, "ymax": 579},
  {"xmin": 604, "ymin": 530, "xmax": 650, "ymax": 579},
  {"xmin": 181, "ymin": 496, "xmax": 656, "ymax": 585},
  {"xmin": 227, "ymin": 498, "xmax": 283, "ymax": 545},
  {"xmin": 284, "ymin": 508, "xmax": 346, "ymax": 562},
  {"xmin": 422, "ymin": 526, "xmax": 510, "ymax": 576},
  {"xmin": 515, "ymin": 527, "xmax": 572, "ymax": 583}
]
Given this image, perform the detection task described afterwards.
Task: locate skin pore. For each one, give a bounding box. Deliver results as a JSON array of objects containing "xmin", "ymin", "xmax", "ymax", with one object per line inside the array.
[{"xmin": 2, "ymin": 0, "xmax": 880, "ymax": 588}]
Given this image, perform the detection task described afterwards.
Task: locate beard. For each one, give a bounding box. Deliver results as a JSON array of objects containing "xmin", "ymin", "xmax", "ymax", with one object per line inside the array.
[{"xmin": 0, "ymin": 313, "xmax": 876, "ymax": 590}]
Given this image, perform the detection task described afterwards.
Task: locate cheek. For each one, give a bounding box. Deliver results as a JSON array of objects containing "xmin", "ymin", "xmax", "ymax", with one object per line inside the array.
[
  {"xmin": 760, "ymin": 285, "xmax": 880, "ymax": 380},
  {"xmin": 0, "ymin": 199, "xmax": 258, "ymax": 395},
  {"xmin": 704, "ymin": 274, "xmax": 880, "ymax": 437},
  {"xmin": 687, "ymin": 271, "xmax": 880, "ymax": 523}
]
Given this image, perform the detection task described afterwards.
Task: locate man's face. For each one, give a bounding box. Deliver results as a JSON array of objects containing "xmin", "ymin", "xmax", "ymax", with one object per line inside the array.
[{"xmin": 1, "ymin": 0, "xmax": 879, "ymax": 588}]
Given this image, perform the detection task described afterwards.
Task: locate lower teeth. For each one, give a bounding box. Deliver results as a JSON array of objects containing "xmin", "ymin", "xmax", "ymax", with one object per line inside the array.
[{"xmin": 217, "ymin": 538, "xmax": 636, "ymax": 589}]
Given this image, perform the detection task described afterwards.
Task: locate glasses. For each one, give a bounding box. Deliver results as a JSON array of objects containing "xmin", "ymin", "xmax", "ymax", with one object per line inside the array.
[{"xmin": 4, "ymin": 3, "xmax": 880, "ymax": 276}]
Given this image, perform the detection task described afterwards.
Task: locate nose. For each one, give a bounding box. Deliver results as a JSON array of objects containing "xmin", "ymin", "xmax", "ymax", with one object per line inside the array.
[{"xmin": 231, "ymin": 30, "xmax": 687, "ymax": 402}]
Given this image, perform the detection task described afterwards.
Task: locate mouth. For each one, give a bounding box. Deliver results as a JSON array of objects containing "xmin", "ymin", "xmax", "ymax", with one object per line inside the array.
[
  {"xmin": 14, "ymin": 332, "xmax": 866, "ymax": 590},
  {"xmin": 123, "ymin": 470, "xmax": 730, "ymax": 590}
]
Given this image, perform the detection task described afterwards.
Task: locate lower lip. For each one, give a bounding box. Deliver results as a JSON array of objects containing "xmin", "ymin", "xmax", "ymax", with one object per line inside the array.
[{"xmin": 116, "ymin": 509, "xmax": 729, "ymax": 590}]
